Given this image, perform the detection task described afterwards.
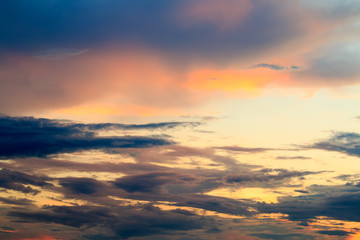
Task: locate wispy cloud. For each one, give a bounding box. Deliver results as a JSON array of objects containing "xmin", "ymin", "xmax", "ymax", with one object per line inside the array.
[
  {"xmin": 251, "ymin": 63, "xmax": 299, "ymax": 71},
  {"xmin": 214, "ymin": 146, "xmax": 272, "ymax": 153},
  {"xmin": 306, "ymin": 132, "xmax": 360, "ymax": 157},
  {"xmin": 35, "ymin": 48, "xmax": 90, "ymax": 60}
]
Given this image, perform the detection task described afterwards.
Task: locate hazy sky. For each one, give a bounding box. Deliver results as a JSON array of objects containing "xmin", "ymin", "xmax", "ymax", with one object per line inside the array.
[{"xmin": 1, "ymin": 1, "xmax": 360, "ymax": 239}]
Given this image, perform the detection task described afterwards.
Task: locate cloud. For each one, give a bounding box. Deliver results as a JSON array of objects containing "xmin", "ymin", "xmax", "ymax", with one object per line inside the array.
[
  {"xmin": 306, "ymin": 132, "xmax": 360, "ymax": 157},
  {"xmin": 0, "ymin": 158, "xmax": 170, "ymax": 176},
  {"xmin": 59, "ymin": 178, "xmax": 106, "ymax": 195},
  {"xmin": 175, "ymin": 195, "xmax": 253, "ymax": 216},
  {"xmin": 276, "ymin": 156, "xmax": 311, "ymax": 160},
  {"xmin": 8, "ymin": 204, "xmax": 207, "ymax": 239},
  {"xmin": 178, "ymin": 0, "xmax": 253, "ymax": 31},
  {"xmin": 225, "ymin": 168, "xmax": 320, "ymax": 186},
  {"xmin": 258, "ymin": 184, "xmax": 360, "ymax": 224},
  {"xmin": 0, "ymin": 49, "xmax": 205, "ymax": 114},
  {"xmin": 34, "ymin": 48, "xmax": 90, "ymax": 60},
  {"xmin": 335, "ymin": 173, "xmax": 360, "ymax": 186},
  {"xmin": 0, "ymin": 149, "xmax": 332, "ymax": 239},
  {"xmin": 215, "ymin": 146, "xmax": 271, "ymax": 153},
  {"xmin": 113, "ymin": 172, "xmax": 192, "ymax": 193},
  {"xmin": 75, "ymin": 121, "xmax": 202, "ymax": 131},
  {"xmin": 294, "ymin": 190, "xmax": 309, "ymax": 194},
  {"xmin": 112, "ymin": 170, "xmax": 225, "ymax": 196},
  {"xmin": 294, "ymin": 43, "xmax": 360, "ymax": 85},
  {"xmin": 0, "ymin": 226, "xmax": 15, "ymax": 234},
  {"xmin": 317, "ymin": 230, "xmax": 350, "ymax": 236},
  {"xmin": 249, "ymin": 233, "xmax": 315, "ymax": 240},
  {"xmin": 302, "ymin": 0, "xmax": 360, "ymax": 19},
  {"xmin": 0, "ymin": 196, "xmax": 34, "ymax": 206},
  {"xmin": 3, "ymin": 112, "xmax": 360, "ymax": 238},
  {"xmin": 0, "ymin": 0, "xmax": 308, "ymax": 61},
  {"xmin": 0, "ymin": 168, "xmax": 52, "ymax": 194},
  {"xmin": 0, "ymin": 115, "xmax": 200, "ymax": 133},
  {"xmin": 251, "ymin": 63, "xmax": 299, "ymax": 71},
  {"xmin": 2, "ymin": 0, "xmax": 357, "ymax": 114},
  {"xmin": 0, "ymin": 116, "xmax": 180, "ymax": 158}
]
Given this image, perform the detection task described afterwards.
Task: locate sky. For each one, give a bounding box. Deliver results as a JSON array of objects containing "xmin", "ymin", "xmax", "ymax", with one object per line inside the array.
[{"xmin": 1, "ymin": 0, "xmax": 360, "ymax": 239}]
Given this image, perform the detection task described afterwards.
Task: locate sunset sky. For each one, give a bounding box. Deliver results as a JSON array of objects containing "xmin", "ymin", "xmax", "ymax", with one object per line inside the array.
[{"xmin": 1, "ymin": 1, "xmax": 360, "ymax": 239}]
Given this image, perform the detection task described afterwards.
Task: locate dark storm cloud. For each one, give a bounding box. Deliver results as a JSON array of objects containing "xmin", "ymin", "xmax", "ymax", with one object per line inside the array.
[
  {"xmin": 317, "ymin": 230, "xmax": 350, "ymax": 236},
  {"xmin": 59, "ymin": 178, "xmax": 106, "ymax": 195},
  {"xmin": 0, "ymin": 115, "xmax": 199, "ymax": 132},
  {"xmin": 113, "ymin": 172, "xmax": 191, "ymax": 193},
  {"xmin": 0, "ymin": 115, "xmax": 182, "ymax": 158},
  {"xmin": 0, "ymin": 168, "xmax": 52, "ymax": 194},
  {"xmin": 0, "ymin": 196, "xmax": 34, "ymax": 206},
  {"xmin": 258, "ymin": 185, "xmax": 360, "ymax": 224},
  {"xmin": 8, "ymin": 204, "xmax": 206, "ymax": 239},
  {"xmin": 250, "ymin": 233, "xmax": 315, "ymax": 240},
  {"xmin": 307, "ymin": 132, "xmax": 360, "ymax": 157},
  {"xmin": 8, "ymin": 205, "xmax": 117, "ymax": 228}
]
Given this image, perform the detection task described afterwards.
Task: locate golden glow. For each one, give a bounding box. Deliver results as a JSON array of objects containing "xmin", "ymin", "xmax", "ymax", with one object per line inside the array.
[
  {"xmin": 54, "ymin": 103, "xmax": 184, "ymax": 117},
  {"xmin": 206, "ymin": 187, "xmax": 283, "ymax": 203},
  {"xmin": 186, "ymin": 68, "xmax": 289, "ymax": 94},
  {"xmin": 155, "ymin": 203, "xmax": 246, "ymax": 219},
  {"xmin": 348, "ymin": 232, "xmax": 360, "ymax": 240},
  {"xmin": 21, "ymin": 237, "xmax": 62, "ymax": 240}
]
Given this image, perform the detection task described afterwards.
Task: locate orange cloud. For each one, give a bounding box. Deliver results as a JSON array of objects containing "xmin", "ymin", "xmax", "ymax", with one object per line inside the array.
[
  {"xmin": 0, "ymin": 46, "xmax": 205, "ymax": 116},
  {"xmin": 347, "ymin": 232, "xmax": 360, "ymax": 240}
]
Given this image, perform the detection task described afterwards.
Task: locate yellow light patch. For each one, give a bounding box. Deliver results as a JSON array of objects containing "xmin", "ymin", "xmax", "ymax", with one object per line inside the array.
[
  {"xmin": 186, "ymin": 68, "xmax": 289, "ymax": 94},
  {"xmin": 206, "ymin": 187, "xmax": 283, "ymax": 203}
]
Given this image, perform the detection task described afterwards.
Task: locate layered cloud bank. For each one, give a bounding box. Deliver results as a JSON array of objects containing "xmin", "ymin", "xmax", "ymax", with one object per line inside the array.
[{"xmin": 1, "ymin": 115, "xmax": 360, "ymax": 239}]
